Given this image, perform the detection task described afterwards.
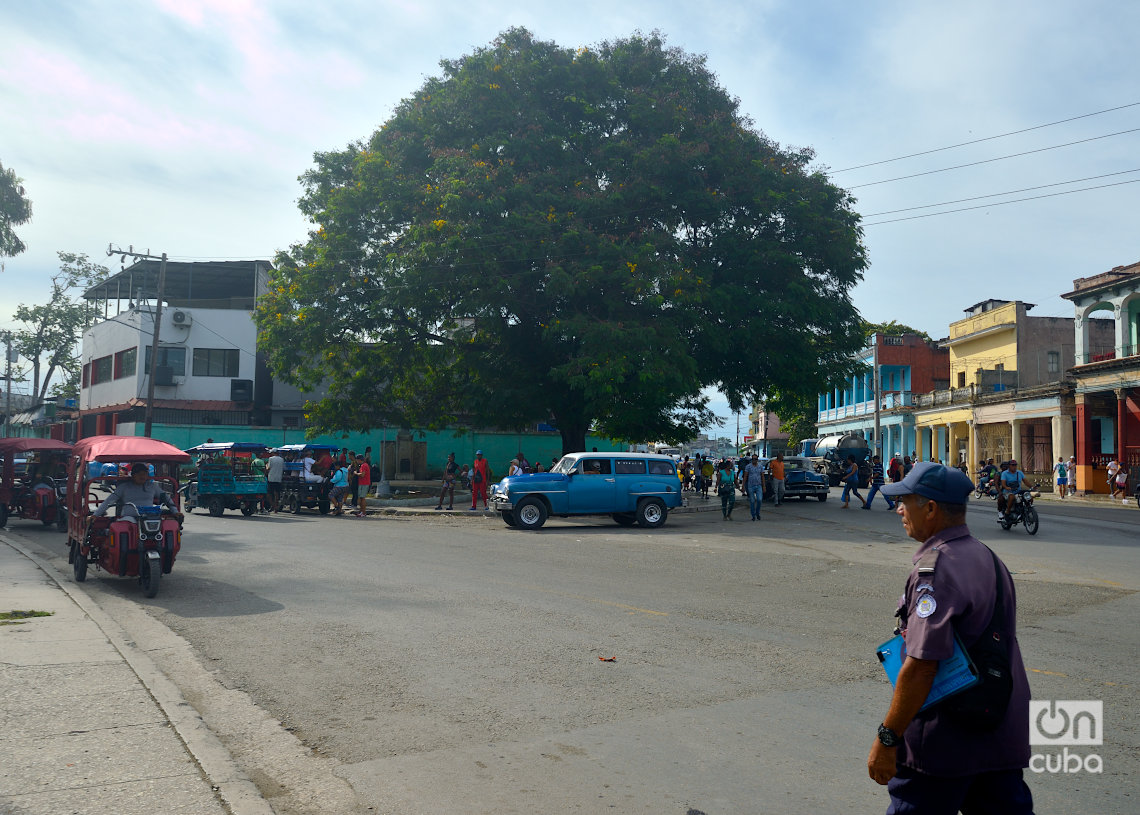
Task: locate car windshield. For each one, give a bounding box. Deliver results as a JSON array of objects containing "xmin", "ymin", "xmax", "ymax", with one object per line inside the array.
[
  {"xmin": 551, "ymin": 456, "xmax": 576, "ymax": 474},
  {"xmin": 784, "ymin": 459, "xmax": 807, "ymax": 471}
]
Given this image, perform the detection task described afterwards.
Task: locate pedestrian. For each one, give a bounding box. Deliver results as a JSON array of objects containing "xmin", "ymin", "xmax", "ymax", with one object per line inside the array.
[
  {"xmin": 508, "ymin": 458, "xmax": 522, "ymax": 477},
  {"xmin": 902, "ymin": 455, "xmax": 913, "ymax": 476},
  {"xmin": 717, "ymin": 457, "xmax": 737, "ymax": 520},
  {"xmin": 251, "ymin": 452, "xmax": 270, "ymax": 513},
  {"xmin": 469, "ymin": 450, "xmax": 490, "ymax": 510},
  {"xmin": 888, "ymin": 454, "xmax": 902, "ymax": 483},
  {"xmin": 1051, "ymin": 457, "xmax": 1068, "ymax": 499},
  {"xmin": 1106, "ymin": 457, "xmax": 1120, "ymax": 491},
  {"xmin": 328, "ymin": 462, "xmax": 349, "ymax": 515},
  {"xmin": 265, "ymin": 448, "xmax": 285, "ymax": 513},
  {"xmin": 1067, "ymin": 455, "xmax": 1077, "ymax": 493},
  {"xmin": 354, "ymin": 454, "xmax": 371, "ymax": 517},
  {"xmin": 743, "ymin": 453, "xmax": 766, "ymax": 521},
  {"xmin": 435, "ymin": 452, "xmax": 458, "ymax": 510},
  {"xmin": 863, "ymin": 455, "xmax": 895, "ymax": 510},
  {"xmin": 869, "ymin": 462, "xmax": 1033, "ymax": 813},
  {"xmin": 364, "ymin": 445, "xmax": 372, "ymax": 466},
  {"xmin": 841, "ymin": 455, "xmax": 864, "ymax": 509},
  {"xmin": 769, "ymin": 453, "xmax": 786, "ymax": 506},
  {"xmin": 534, "ymin": 462, "xmax": 545, "ymax": 472},
  {"xmin": 516, "ymin": 451, "xmax": 530, "ymax": 473},
  {"xmin": 700, "ymin": 456, "xmax": 715, "ymax": 498},
  {"xmin": 1111, "ymin": 467, "xmax": 1128, "ymax": 500}
]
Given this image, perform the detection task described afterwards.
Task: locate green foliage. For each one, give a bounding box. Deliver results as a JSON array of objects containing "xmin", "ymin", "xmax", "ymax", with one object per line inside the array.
[
  {"xmin": 0, "ymin": 161, "xmax": 33, "ymax": 259},
  {"xmin": 257, "ymin": 29, "xmax": 867, "ymax": 453},
  {"xmin": 13, "ymin": 253, "xmax": 109, "ymax": 400},
  {"xmin": 862, "ymin": 319, "xmax": 931, "ymax": 342}
]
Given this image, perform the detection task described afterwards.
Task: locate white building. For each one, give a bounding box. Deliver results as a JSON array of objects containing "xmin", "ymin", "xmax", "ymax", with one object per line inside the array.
[{"xmin": 79, "ymin": 260, "xmax": 313, "ymax": 436}]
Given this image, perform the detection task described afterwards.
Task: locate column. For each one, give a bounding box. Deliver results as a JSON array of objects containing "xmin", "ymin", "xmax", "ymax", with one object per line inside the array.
[
  {"xmin": 1117, "ymin": 388, "xmax": 1128, "ymax": 464},
  {"xmin": 969, "ymin": 419, "xmax": 980, "ymax": 475},
  {"xmin": 1051, "ymin": 413, "xmax": 1073, "ymax": 465},
  {"xmin": 1075, "ymin": 394, "xmax": 1090, "ymax": 495},
  {"xmin": 1010, "ymin": 418, "xmax": 1022, "ymax": 465},
  {"xmin": 944, "ymin": 423, "xmax": 954, "ymax": 465}
]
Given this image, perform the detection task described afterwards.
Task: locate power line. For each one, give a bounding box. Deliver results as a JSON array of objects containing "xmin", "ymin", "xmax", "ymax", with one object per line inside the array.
[
  {"xmin": 862, "ymin": 167, "xmax": 1140, "ymax": 218},
  {"xmin": 833, "ymin": 101, "xmax": 1140, "ymax": 173},
  {"xmin": 849, "ymin": 127, "xmax": 1140, "ymax": 189},
  {"xmin": 863, "ymin": 177, "xmax": 1140, "ymax": 226}
]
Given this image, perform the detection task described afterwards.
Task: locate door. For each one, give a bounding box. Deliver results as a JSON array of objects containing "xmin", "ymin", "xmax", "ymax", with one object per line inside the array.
[{"xmin": 567, "ymin": 457, "xmax": 617, "ymax": 512}]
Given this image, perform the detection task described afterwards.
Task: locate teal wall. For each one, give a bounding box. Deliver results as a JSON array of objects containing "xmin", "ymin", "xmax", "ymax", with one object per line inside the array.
[{"xmin": 120, "ymin": 423, "xmax": 626, "ymax": 479}]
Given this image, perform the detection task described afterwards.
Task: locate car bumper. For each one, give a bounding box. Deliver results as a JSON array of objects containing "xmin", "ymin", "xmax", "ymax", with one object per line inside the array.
[{"xmin": 490, "ymin": 494, "xmax": 513, "ymax": 510}]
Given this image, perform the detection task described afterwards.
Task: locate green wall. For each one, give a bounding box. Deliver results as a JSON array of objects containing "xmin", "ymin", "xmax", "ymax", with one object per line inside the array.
[{"xmin": 121, "ymin": 423, "xmax": 626, "ymax": 479}]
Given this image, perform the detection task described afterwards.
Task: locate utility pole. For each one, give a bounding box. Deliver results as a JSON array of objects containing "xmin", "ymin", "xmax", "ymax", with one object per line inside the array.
[
  {"xmin": 3, "ymin": 331, "xmax": 14, "ymax": 437},
  {"xmin": 872, "ymin": 334, "xmax": 881, "ymax": 456},
  {"xmin": 107, "ymin": 245, "xmax": 168, "ymax": 437}
]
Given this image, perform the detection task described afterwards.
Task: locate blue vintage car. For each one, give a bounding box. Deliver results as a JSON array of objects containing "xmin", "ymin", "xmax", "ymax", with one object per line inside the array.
[
  {"xmin": 777, "ymin": 455, "xmax": 830, "ymax": 501},
  {"xmin": 489, "ymin": 452, "xmax": 682, "ymax": 530}
]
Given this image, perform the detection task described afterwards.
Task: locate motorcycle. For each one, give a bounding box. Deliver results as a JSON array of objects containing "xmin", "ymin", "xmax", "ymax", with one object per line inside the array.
[
  {"xmin": 0, "ymin": 437, "xmax": 73, "ymax": 531},
  {"xmin": 974, "ymin": 472, "xmax": 998, "ymax": 500},
  {"xmin": 998, "ymin": 489, "xmax": 1039, "ymax": 535},
  {"xmin": 66, "ymin": 436, "xmax": 190, "ymax": 598}
]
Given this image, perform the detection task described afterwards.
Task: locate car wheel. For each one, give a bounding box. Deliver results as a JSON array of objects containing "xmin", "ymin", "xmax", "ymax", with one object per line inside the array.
[
  {"xmin": 817, "ymin": 494, "xmax": 827, "ymax": 502},
  {"xmin": 612, "ymin": 512, "xmax": 637, "ymax": 527},
  {"xmin": 514, "ymin": 498, "xmax": 548, "ymax": 530},
  {"xmin": 208, "ymin": 496, "xmax": 225, "ymax": 517},
  {"xmin": 636, "ymin": 498, "xmax": 667, "ymax": 528},
  {"xmin": 501, "ymin": 510, "xmax": 517, "ymax": 527}
]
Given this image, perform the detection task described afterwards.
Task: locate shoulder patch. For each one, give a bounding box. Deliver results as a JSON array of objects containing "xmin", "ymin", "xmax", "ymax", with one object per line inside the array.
[{"xmin": 915, "ymin": 594, "xmax": 938, "ymax": 618}]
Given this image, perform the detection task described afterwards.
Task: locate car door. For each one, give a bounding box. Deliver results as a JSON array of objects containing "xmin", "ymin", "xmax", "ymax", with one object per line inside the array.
[{"xmin": 567, "ymin": 457, "xmax": 617, "ymax": 513}]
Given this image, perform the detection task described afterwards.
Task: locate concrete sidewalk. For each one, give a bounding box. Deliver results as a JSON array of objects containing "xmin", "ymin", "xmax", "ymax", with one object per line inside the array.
[{"xmin": 0, "ymin": 533, "xmax": 273, "ymax": 815}]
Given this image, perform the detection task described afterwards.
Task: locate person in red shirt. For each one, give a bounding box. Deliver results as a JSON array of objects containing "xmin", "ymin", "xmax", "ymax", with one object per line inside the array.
[
  {"xmin": 315, "ymin": 450, "xmax": 333, "ymax": 477},
  {"xmin": 469, "ymin": 450, "xmax": 490, "ymax": 510},
  {"xmin": 354, "ymin": 454, "xmax": 371, "ymax": 517}
]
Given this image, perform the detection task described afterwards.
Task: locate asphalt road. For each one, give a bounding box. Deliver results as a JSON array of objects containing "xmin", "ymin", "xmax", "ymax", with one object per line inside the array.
[{"xmin": 14, "ymin": 491, "xmax": 1140, "ymax": 815}]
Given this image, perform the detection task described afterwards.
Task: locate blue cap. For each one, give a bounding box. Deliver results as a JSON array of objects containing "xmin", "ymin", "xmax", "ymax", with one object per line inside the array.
[{"xmin": 880, "ymin": 461, "xmax": 973, "ymax": 504}]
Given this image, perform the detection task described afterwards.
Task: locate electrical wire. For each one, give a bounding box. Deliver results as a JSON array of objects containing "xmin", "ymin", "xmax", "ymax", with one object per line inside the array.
[{"xmin": 832, "ymin": 101, "xmax": 1140, "ymax": 173}]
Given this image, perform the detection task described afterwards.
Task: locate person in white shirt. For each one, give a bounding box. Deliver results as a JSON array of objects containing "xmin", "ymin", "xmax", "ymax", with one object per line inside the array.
[{"xmin": 302, "ymin": 450, "xmax": 322, "ymax": 484}]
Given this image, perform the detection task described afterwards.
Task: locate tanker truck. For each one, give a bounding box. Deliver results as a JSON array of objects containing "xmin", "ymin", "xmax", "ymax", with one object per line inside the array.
[{"xmin": 813, "ymin": 432, "xmax": 872, "ymax": 487}]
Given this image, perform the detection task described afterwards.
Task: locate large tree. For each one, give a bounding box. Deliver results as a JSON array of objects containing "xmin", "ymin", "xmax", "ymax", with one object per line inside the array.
[
  {"xmin": 257, "ymin": 29, "xmax": 867, "ymax": 453},
  {"xmin": 1, "ymin": 160, "xmax": 33, "ymax": 260},
  {"xmin": 13, "ymin": 252, "xmax": 109, "ymax": 400}
]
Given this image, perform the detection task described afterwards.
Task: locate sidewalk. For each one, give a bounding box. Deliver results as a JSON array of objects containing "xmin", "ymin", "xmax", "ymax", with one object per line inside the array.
[{"xmin": 0, "ymin": 533, "xmax": 273, "ymax": 815}]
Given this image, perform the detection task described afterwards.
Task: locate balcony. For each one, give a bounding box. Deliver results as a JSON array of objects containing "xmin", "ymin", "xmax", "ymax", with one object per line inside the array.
[{"xmin": 1080, "ymin": 345, "xmax": 1139, "ymax": 365}]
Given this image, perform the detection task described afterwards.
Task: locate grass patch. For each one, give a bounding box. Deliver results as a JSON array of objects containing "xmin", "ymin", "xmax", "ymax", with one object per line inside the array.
[{"xmin": 0, "ymin": 610, "xmax": 54, "ymax": 626}]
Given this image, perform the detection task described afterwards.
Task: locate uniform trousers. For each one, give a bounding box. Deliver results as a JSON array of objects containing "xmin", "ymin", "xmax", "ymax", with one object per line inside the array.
[{"xmin": 886, "ymin": 766, "xmax": 1034, "ymax": 815}]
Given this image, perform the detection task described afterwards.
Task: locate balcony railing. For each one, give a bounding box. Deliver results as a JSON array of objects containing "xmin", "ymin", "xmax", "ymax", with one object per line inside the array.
[{"xmin": 1081, "ymin": 345, "xmax": 1139, "ymax": 365}]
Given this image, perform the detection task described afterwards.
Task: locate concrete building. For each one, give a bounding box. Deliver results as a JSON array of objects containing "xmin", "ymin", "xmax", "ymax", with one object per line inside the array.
[
  {"xmin": 816, "ymin": 332, "xmax": 949, "ymax": 458},
  {"xmin": 1062, "ymin": 260, "xmax": 1140, "ymax": 493}
]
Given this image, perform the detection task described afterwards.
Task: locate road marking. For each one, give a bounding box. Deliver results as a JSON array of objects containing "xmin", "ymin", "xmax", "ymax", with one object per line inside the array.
[{"xmin": 1030, "ymin": 667, "xmax": 1130, "ymax": 689}]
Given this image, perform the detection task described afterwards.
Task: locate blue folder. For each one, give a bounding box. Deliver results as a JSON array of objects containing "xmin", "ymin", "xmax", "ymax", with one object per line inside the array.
[{"xmin": 875, "ymin": 632, "xmax": 981, "ymax": 710}]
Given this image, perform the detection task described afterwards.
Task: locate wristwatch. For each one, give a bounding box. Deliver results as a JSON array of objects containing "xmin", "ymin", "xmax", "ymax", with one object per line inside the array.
[{"xmin": 877, "ymin": 723, "xmax": 902, "ymax": 747}]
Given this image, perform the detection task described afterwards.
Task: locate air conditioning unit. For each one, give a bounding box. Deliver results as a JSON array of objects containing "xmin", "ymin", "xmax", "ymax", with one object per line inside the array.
[{"xmin": 171, "ymin": 310, "xmax": 192, "ymax": 326}]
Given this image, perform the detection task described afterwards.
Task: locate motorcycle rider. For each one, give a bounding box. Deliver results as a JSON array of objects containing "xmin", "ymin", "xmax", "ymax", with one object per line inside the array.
[
  {"xmin": 996, "ymin": 459, "xmax": 1033, "ymax": 522},
  {"xmin": 93, "ymin": 462, "xmax": 183, "ymax": 524},
  {"xmin": 976, "ymin": 457, "xmax": 998, "ymax": 496}
]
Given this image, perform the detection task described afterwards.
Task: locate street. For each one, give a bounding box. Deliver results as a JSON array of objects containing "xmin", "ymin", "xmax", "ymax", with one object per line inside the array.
[{"xmin": 10, "ymin": 492, "xmax": 1139, "ymax": 815}]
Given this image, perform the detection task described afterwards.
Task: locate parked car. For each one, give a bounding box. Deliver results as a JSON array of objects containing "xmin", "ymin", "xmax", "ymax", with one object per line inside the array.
[
  {"xmin": 778, "ymin": 455, "xmax": 830, "ymax": 501},
  {"xmin": 490, "ymin": 452, "xmax": 682, "ymax": 530}
]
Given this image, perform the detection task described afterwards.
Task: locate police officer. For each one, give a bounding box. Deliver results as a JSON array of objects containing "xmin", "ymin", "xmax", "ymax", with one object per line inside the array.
[{"xmin": 868, "ymin": 462, "xmax": 1034, "ymax": 813}]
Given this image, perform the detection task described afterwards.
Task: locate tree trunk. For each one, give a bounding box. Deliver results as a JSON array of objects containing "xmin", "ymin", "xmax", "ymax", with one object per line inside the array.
[{"xmin": 559, "ymin": 424, "xmax": 589, "ymax": 456}]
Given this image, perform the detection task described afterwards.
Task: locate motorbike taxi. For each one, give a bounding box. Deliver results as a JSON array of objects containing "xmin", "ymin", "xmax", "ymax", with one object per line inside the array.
[
  {"xmin": 272, "ymin": 443, "xmax": 337, "ymax": 514},
  {"xmin": 66, "ymin": 436, "xmax": 190, "ymax": 598},
  {"xmin": 183, "ymin": 442, "xmax": 269, "ymax": 516},
  {"xmin": 0, "ymin": 437, "xmax": 73, "ymax": 530}
]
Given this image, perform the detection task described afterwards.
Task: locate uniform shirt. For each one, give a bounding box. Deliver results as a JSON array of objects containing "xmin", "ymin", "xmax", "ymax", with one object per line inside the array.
[
  {"xmin": 94, "ymin": 479, "xmax": 177, "ymax": 519},
  {"xmin": 266, "ymin": 455, "xmax": 285, "ymax": 482},
  {"xmin": 896, "ymin": 524, "xmax": 1030, "ymax": 777}
]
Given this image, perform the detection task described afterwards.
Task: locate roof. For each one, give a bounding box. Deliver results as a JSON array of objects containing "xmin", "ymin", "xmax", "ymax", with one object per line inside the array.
[
  {"xmin": 73, "ymin": 435, "xmax": 191, "ymax": 463},
  {"xmin": 0, "ymin": 438, "xmax": 73, "ymax": 455},
  {"xmin": 1061, "ymin": 259, "xmax": 1140, "ymax": 301},
  {"xmin": 185, "ymin": 442, "xmax": 269, "ymax": 454},
  {"xmin": 83, "ymin": 259, "xmax": 273, "ymax": 310}
]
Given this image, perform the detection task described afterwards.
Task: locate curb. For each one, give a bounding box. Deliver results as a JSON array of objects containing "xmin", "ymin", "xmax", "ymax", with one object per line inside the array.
[{"xmin": 1, "ymin": 534, "xmax": 276, "ymax": 815}]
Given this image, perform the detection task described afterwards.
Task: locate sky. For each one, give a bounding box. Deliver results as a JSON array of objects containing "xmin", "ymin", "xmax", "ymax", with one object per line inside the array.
[{"xmin": 2, "ymin": 0, "xmax": 1137, "ymax": 435}]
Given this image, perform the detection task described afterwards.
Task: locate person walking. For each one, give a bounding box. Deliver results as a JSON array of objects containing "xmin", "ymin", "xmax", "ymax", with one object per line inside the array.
[
  {"xmin": 743, "ymin": 453, "xmax": 766, "ymax": 521},
  {"xmin": 862, "ymin": 455, "xmax": 895, "ymax": 510},
  {"xmin": 717, "ymin": 458, "xmax": 738, "ymax": 520},
  {"xmin": 869, "ymin": 462, "xmax": 1033, "ymax": 813},
  {"xmin": 769, "ymin": 453, "xmax": 786, "ymax": 506},
  {"xmin": 1106, "ymin": 457, "xmax": 1120, "ymax": 492},
  {"xmin": 265, "ymin": 449, "xmax": 285, "ymax": 513},
  {"xmin": 841, "ymin": 455, "xmax": 865, "ymax": 509},
  {"xmin": 1067, "ymin": 455, "xmax": 1077, "ymax": 494},
  {"xmin": 328, "ymin": 462, "xmax": 349, "ymax": 515},
  {"xmin": 469, "ymin": 450, "xmax": 490, "ymax": 511},
  {"xmin": 435, "ymin": 452, "xmax": 459, "ymax": 510},
  {"xmin": 1111, "ymin": 466, "xmax": 1128, "ymax": 500},
  {"xmin": 1051, "ymin": 457, "xmax": 1069, "ymax": 499},
  {"xmin": 700, "ymin": 456, "xmax": 715, "ymax": 498},
  {"xmin": 354, "ymin": 454, "xmax": 371, "ymax": 517}
]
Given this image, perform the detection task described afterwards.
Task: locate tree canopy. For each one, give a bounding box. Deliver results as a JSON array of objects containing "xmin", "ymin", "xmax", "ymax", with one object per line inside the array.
[
  {"xmin": 1, "ymin": 160, "xmax": 33, "ymax": 259},
  {"xmin": 12, "ymin": 253, "xmax": 109, "ymax": 400},
  {"xmin": 862, "ymin": 319, "xmax": 932, "ymax": 342},
  {"xmin": 257, "ymin": 29, "xmax": 867, "ymax": 453}
]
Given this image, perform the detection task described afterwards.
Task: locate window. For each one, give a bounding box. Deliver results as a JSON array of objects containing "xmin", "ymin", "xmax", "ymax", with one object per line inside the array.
[
  {"xmin": 143, "ymin": 346, "xmax": 187, "ymax": 376},
  {"xmin": 884, "ymin": 335, "xmax": 903, "ymax": 345},
  {"xmin": 82, "ymin": 363, "xmax": 90, "ymax": 389},
  {"xmin": 91, "ymin": 355, "xmax": 113, "ymax": 385},
  {"xmin": 113, "ymin": 347, "xmax": 137, "ymax": 379},
  {"xmin": 192, "ymin": 348, "xmax": 240, "ymax": 377},
  {"xmin": 957, "ymin": 371, "xmax": 966, "ymax": 388},
  {"xmin": 578, "ymin": 458, "xmax": 612, "ymax": 475},
  {"xmin": 1047, "ymin": 351, "xmax": 1060, "ymax": 374},
  {"xmin": 647, "ymin": 459, "xmax": 675, "ymax": 475},
  {"xmin": 614, "ymin": 459, "xmax": 647, "ymax": 474}
]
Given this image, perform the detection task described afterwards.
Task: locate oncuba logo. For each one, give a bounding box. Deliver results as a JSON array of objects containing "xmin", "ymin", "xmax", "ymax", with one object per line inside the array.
[{"xmin": 1028, "ymin": 700, "xmax": 1103, "ymax": 774}]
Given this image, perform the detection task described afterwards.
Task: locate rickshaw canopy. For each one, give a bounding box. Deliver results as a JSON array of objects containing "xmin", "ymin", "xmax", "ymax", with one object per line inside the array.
[
  {"xmin": 0, "ymin": 438, "xmax": 74, "ymax": 456},
  {"xmin": 185, "ymin": 442, "xmax": 268, "ymax": 455},
  {"xmin": 73, "ymin": 436, "xmax": 191, "ymax": 464},
  {"xmin": 272, "ymin": 443, "xmax": 340, "ymax": 453}
]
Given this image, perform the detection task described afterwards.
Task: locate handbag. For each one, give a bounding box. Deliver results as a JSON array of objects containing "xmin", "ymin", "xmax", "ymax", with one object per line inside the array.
[{"xmin": 941, "ymin": 547, "xmax": 1014, "ymax": 731}]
